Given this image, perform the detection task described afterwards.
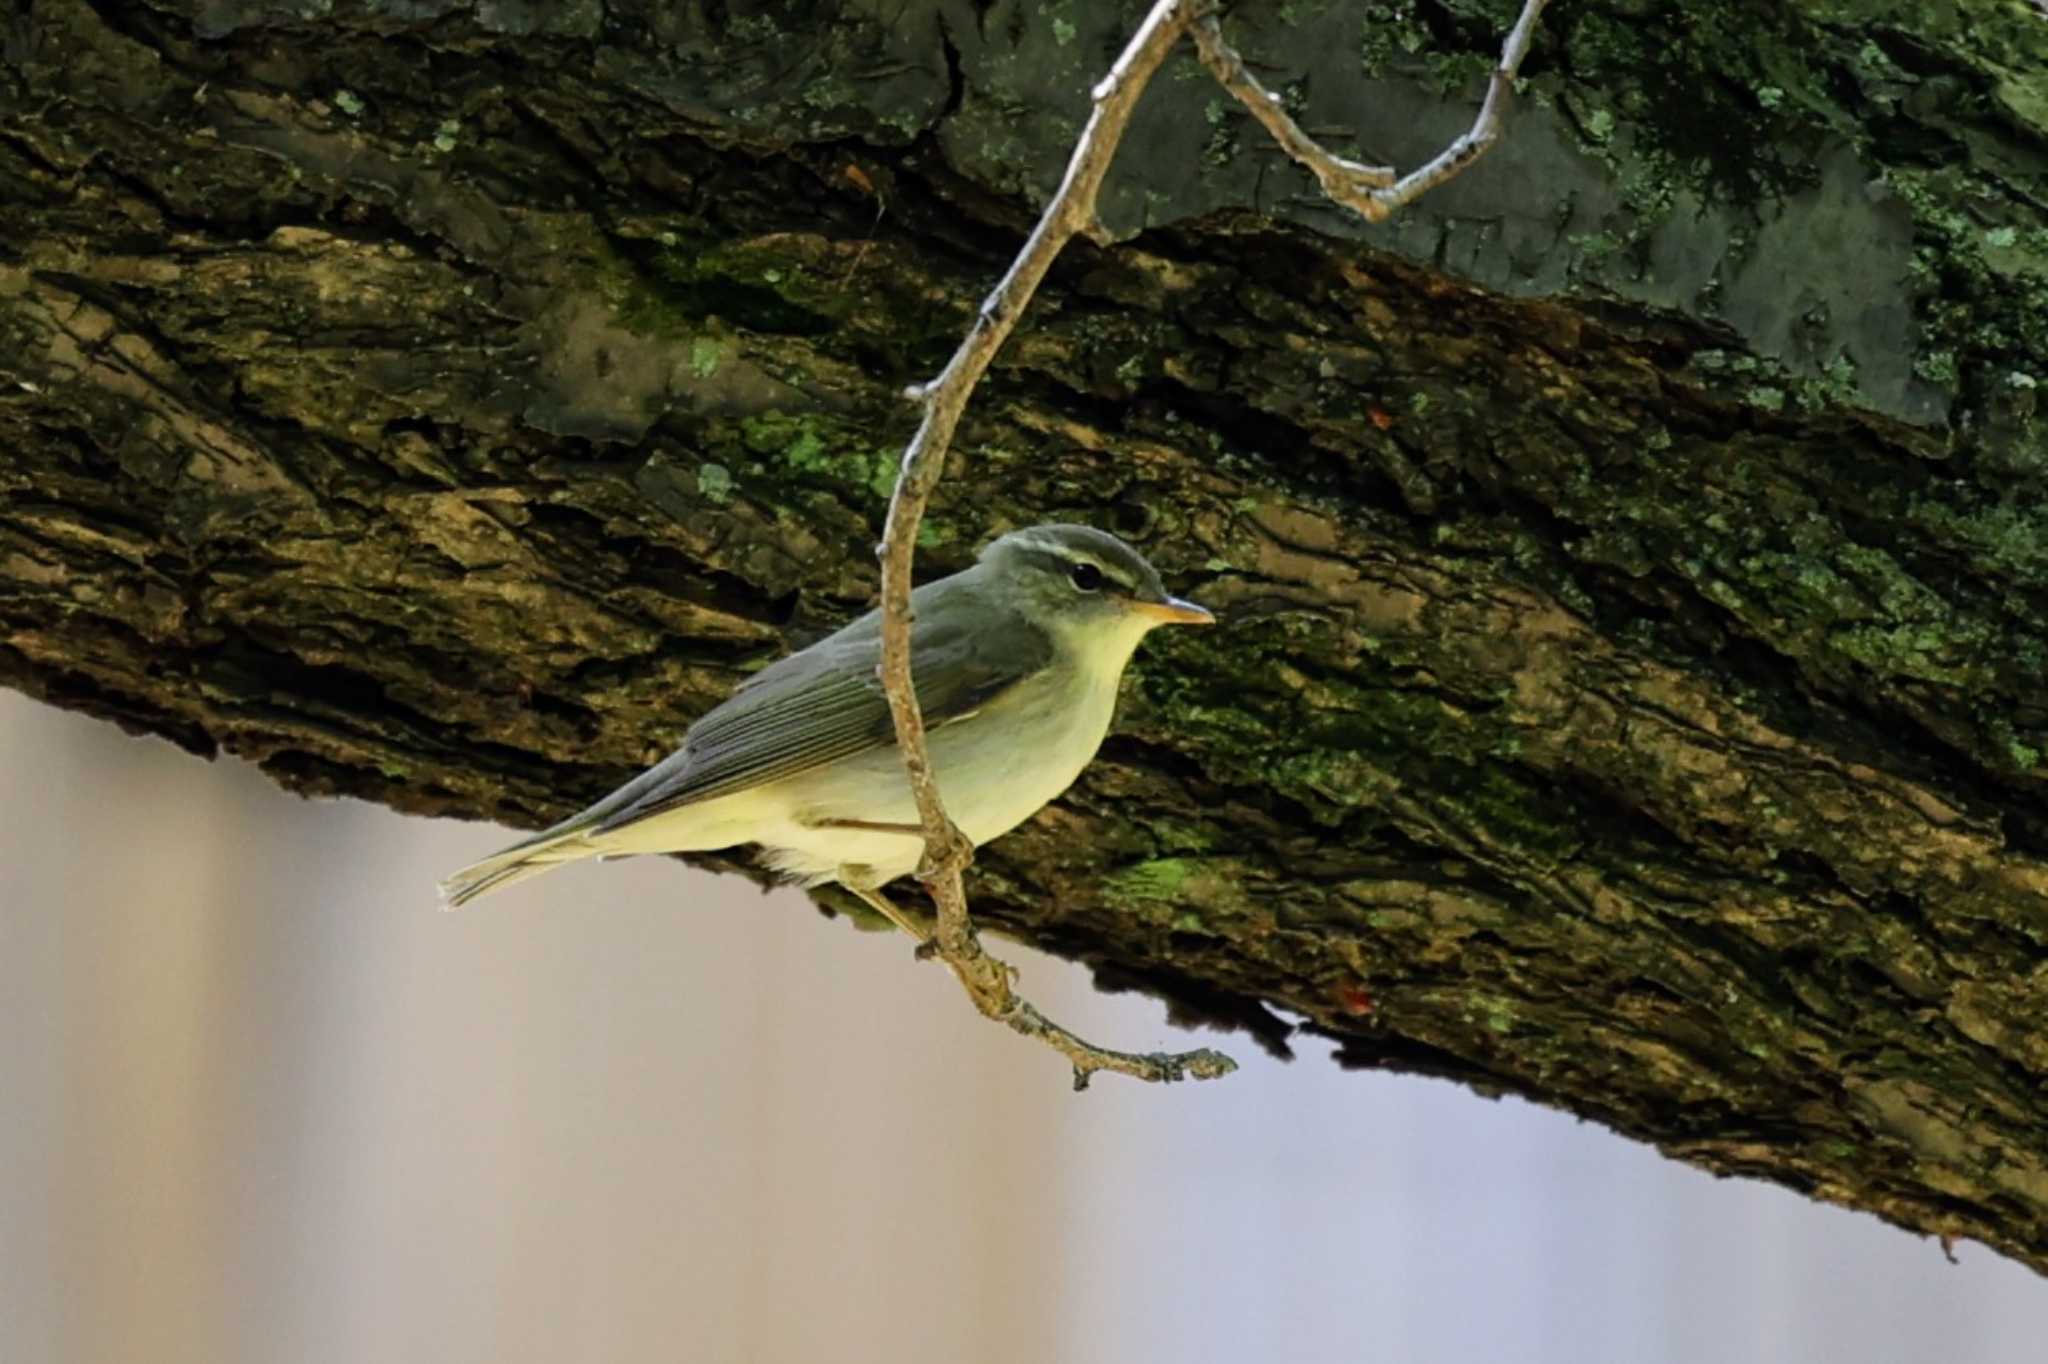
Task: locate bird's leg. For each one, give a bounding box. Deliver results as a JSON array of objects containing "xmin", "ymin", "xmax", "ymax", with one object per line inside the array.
[{"xmin": 839, "ymin": 869, "xmax": 934, "ymax": 944}]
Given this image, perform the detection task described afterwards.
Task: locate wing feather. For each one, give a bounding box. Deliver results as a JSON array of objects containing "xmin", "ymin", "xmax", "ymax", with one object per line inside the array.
[{"xmin": 593, "ymin": 576, "xmax": 1049, "ymax": 833}]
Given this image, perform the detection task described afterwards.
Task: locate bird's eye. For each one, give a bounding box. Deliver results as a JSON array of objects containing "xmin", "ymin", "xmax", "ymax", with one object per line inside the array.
[{"xmin": 1069, "ymin": 561, "xmax": 1103, "ymax": 592}]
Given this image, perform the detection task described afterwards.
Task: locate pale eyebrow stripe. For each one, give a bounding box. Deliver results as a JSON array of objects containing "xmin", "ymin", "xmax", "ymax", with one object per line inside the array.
[{"xmin": 1018, "ymin": 544, "xmax": 1138, "ymax": 592}]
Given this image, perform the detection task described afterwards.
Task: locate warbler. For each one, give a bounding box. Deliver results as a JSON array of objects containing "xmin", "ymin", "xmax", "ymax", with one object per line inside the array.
[{"xmin": 438, "ymin": 523, "xmax": 1213, "ymax": 929}]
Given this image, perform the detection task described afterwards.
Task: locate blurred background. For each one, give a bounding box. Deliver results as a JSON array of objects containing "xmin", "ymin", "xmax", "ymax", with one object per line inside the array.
[{"xmin": 3, "ymin": 688, "xmax": 2043, "ymax": 1364}]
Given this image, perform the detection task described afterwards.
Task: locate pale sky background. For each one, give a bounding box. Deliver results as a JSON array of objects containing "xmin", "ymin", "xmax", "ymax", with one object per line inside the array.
[{"xmin": 3, "ymin": 689, "xmax": 2043, "ymax": 1363}]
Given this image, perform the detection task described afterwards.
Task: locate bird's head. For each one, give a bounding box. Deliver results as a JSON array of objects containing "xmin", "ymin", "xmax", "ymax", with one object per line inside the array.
[{"xmin": 979, "ymin": 523, "xmax": 1213, "ymax": 656}]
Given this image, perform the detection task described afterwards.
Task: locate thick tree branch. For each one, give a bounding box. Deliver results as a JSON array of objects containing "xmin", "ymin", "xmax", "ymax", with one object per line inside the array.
[{"xmin": 9, "ymin": 0, "xmax": 2048, "ymax": 1270}]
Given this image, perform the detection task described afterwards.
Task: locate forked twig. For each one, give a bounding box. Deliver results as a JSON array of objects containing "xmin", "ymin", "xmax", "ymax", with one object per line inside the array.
[
  {"xmin": 1191, "ymin": 0, "xmax": 1552, "ymax": 222},
  {"xmin": 873, "ymin": 0, "xmax": 1553, "ymax": 1085}
]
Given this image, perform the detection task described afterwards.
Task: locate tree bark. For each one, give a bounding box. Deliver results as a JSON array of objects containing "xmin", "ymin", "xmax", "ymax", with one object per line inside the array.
[{"xmin": 8, "ymin": 0, "xmax": 2048, "ymax": 1269}]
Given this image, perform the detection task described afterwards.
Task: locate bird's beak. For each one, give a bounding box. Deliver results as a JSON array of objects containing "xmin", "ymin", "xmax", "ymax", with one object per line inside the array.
[{"xmin": 1129, "ymin": 596, "xmax": 1215, "ymax": 627}]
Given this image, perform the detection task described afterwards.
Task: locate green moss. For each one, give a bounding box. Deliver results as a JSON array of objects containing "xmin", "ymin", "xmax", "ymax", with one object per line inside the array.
[
  {"xmin": 1105, "ymin": 857, "xmax": 1199, "ymax": 902},
  {"xmin": 1450, "ymin": 764, "xmax": 1586, "ymax": 860},
  {"xmin": 1358, "ymin": 2, "xmax": 1431, "ymax": 79},
  {"xmin": 1913, "ymin": 350, "xmax": 1958, "ymax": 388},
  {"xmin": 606, "ymin": 227, "xmax": 839, "ymax": 339},
  {"xmin": 1142, "ymin": 618, "xmax": 1592, "ymax": 862},
  {"xmin": 1909, "ymin": 495, "xmax": 2048, "ymax": 580},
  {"xmin": 735, "ymin": 411, "xmax": 899, "ymax": 502},
  {"xmin": 1560, "ymin": 1, "xmax": 1815, "ymax": 207},
  {"xmin": 1880, "ymin": 166, "xmax": 2048, "ymax": 418},
  {"xmin": 1424, "ymin": 50, "xmax": 1491, "ymax": 97},
  {"xmin": 740, "ymin": 411, "xmax": 825, "ymax": 464},
  {"xmin": 1099, "ymin": 857, "xmax": 1248, "ymax": 927},
  {"xmin": 696, "ymin": 462, "xmax": 734, "ymax": 504},
  {"xmin": 1138, "ymin": 817, "xmax": 1220, "ymax": 854},
  {"xmin": 1269, "ymin": 749, "xmax": 1391, "ymax": 814},
  {"xmin": 1794, "ymin": 352, "xmax": 1862, "ymax": 411},
  {"xmin": 1832, "ymin": 621, "xmax": 1976, "ymax": 688},
  {"xmin": 1201, "ymin": 97, "xmax": 1238, "ymax": 170}
]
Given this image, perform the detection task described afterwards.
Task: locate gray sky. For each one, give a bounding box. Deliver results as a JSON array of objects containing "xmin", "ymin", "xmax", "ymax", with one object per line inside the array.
[{"xmin": 3, "ymin": 692, "xmax": 2042, "ymax": 1363}]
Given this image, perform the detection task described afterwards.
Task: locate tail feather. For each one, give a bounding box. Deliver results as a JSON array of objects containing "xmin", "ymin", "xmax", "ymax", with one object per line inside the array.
[{"xmin": 437, "ymin": 825, "xmax": 599, "ymax": 911}]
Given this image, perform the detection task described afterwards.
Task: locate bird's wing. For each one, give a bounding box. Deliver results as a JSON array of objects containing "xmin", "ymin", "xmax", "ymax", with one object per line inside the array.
[{"xmin": 592, "ymin": 589, "xmax": 1052, "ymax": 832}]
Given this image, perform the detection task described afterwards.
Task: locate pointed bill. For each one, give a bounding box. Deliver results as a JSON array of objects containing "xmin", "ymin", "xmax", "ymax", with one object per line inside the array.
[{"xmin": 1130, "ymin": 596, "xmax": 1215, "ymax": 626}]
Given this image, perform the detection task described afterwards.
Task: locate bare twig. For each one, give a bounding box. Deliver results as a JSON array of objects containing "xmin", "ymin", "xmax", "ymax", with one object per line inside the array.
[
  {"xmin": 872, "ymin": 0, "xmax": 1553, "ymax": 1084},
  {"xmin": 875, "ymin": 0, "xmax": 1232, "ymax": 1089},
  {"xmin": 1191, "ymin": 29, "xmax": 1398, "ymax": 215},
  {"xmin": 1193, "ymin": 0, "xmax": 1554, "ymax": 222}
]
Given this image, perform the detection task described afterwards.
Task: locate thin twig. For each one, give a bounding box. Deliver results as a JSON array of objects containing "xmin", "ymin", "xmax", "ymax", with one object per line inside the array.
[
  {"xmin": 876, "ymin": 0, "xmax": 1231, "ymax": 1089},
  {"xmin": 872, "ymin": 0, "xmax": 1552, "ymax": 1084},
  {"xmin": 1193, "ymin": 0, "xmax": 1553, "ymax": 222},
  {"xmin": 1191, "ymin": 29, "xmax": 1397, "ymax": 216}
]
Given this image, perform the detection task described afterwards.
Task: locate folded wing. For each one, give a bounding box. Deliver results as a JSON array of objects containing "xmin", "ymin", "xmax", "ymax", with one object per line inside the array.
[{"xmin": 595, "ymin": 584, "xmax": 1051, "ymax": 831}]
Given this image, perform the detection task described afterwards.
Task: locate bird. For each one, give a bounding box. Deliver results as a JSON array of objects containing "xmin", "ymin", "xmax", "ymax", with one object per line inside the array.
[{"xmin": 437, "ymin": 523, "xmax": 1214, "ymax": 935}]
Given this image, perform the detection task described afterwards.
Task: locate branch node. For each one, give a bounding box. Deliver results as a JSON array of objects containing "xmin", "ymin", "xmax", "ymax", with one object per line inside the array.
[{"xmin": 915, "ymin": 820, "xmax": 975, "ymax": 882}]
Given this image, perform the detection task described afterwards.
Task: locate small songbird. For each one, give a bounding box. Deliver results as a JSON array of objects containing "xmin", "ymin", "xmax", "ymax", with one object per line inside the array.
[{"xmin": 438, "ymin": 523, "xmax": 1214, "ymax": 932}]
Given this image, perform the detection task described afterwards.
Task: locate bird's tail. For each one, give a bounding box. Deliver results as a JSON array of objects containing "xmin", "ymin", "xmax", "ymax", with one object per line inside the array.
[{"xmin": 437, "ymin": 824, "xmax": 599, "ymax": 911}]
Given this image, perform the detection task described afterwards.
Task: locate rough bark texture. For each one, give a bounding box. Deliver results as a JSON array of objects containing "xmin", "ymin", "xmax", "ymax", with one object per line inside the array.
[{"xmin": 8, "ymin": 0, "xmax": 2048, "ymax": 1268}]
